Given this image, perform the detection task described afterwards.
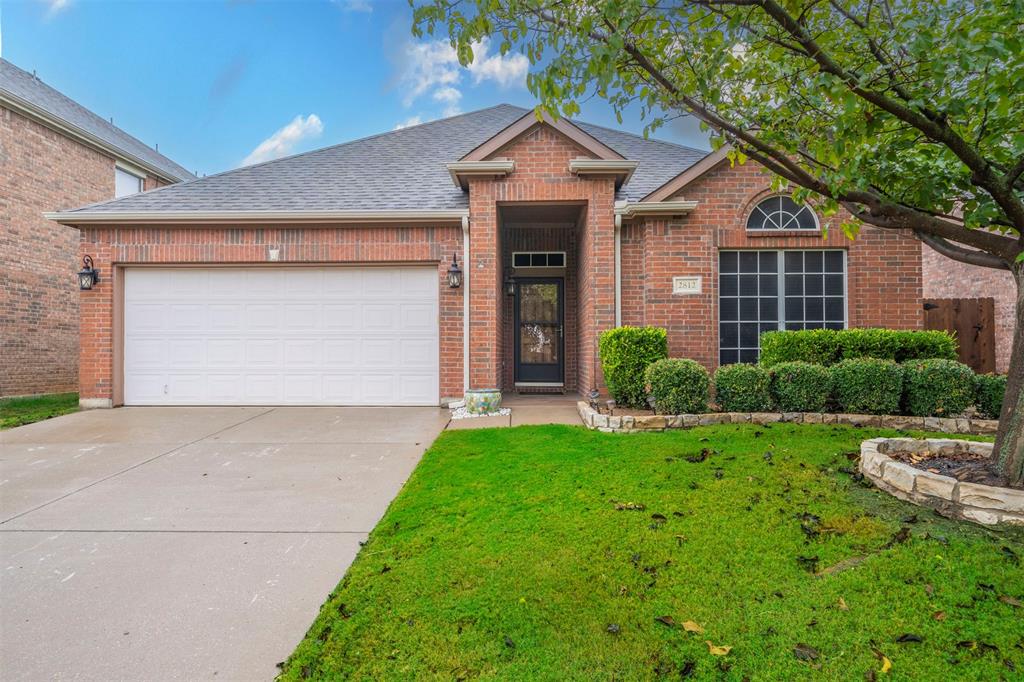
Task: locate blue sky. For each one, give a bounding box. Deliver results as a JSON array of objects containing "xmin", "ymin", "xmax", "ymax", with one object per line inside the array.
[{"xmin": 0, "ymin": 0, "xmax": 709, "ymax": 176}]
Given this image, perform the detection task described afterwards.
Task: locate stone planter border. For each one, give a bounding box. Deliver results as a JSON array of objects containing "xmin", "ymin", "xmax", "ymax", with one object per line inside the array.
[
  {"xmin": 576, "ymin": 401, "xmax": 999, "ymax": 436},
  {"xmin": 860, "ymin": 438, "xmax": 1023, "ymax": 526}
]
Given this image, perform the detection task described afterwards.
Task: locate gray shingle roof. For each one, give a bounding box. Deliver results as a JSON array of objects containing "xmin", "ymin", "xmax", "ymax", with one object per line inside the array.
[
  {"xmin": 0, "ymin": 59, "xmax": 195, "ymax": 182},
  {"xmin": 55, "ymin": 104, "xmax": 709, "ymax": 216}
]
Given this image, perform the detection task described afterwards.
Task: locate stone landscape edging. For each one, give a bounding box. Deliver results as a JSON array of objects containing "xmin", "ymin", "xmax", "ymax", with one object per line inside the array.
[
  {"xmin": 576, "ymin": 401, "xmax": 1000, "ymax": 436},
  {"xmin": 859, "ymin": 438, "xmax": 1024, "ymax": 526}
]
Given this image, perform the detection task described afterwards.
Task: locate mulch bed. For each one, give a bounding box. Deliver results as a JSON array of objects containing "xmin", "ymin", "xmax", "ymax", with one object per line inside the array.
[{"xmin": 889, "ymin": 449, "xmax": 1014, "ymax": 488}]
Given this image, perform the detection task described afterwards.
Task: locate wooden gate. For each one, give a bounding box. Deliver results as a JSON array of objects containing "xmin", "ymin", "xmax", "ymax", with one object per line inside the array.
[{"xmin": 923, "ymin": 298, "xmax": 996, "ymax": 373}]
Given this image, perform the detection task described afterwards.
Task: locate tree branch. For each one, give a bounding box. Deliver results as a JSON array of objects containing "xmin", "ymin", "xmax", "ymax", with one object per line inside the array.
[{"xmin": 914, "ymin": 231, "xmax": 1011, "ymax": 270}]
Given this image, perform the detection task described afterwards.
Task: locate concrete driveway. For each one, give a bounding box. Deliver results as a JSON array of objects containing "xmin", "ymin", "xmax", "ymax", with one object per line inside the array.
[{"xmin": 0, "ymin": 406, "xmax": 448, "ymax": 681}]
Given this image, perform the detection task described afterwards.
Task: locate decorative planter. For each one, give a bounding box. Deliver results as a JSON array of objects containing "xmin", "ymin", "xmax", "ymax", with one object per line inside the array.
[
  {"xmin": 465, "ymin": 389, "xmax": 502, "ymax": 415},
  {"xmin": 860, "ymin": 438, "xmax": 1024, "ymax": 526}
]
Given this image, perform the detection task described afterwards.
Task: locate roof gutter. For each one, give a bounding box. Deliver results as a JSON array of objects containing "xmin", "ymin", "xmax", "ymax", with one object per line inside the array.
[
  {"xmin": 568, "ymin": 158, "xmax": 638, "ymax": 188},
  {"xmin": 44, "ymin": 209, "xmax": 471, "ymax": 226},
  {"xmin": 0, "ymin": 90, "xmax": 192, "ymax": 184},
  {"xmin": 446, "ymin": 160, "xmax": 515, "ymax": 189},
  {"xmin": 614, "ymin": 200, "xmax": 699, "ymax": 218}
]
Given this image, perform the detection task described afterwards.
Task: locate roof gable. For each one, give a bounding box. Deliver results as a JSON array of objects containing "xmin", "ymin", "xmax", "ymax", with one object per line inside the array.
[{"xmin": 460, "ymin": 110, "xmax": 624, "ymax": 162}]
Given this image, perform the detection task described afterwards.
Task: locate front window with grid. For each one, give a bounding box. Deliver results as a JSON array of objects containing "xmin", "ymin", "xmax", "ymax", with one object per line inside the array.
[{"xmin": 719, "ymin": 250, "xmax": 846, "ymax": 364}]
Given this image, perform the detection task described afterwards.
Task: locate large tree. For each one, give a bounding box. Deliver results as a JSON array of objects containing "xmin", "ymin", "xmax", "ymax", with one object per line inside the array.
[{"xmin": 414, "ymin": 0, "xmax": 1024, "ymax": 483}]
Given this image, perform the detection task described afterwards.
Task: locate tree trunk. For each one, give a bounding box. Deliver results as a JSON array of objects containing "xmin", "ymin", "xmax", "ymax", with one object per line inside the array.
[{"xmin": 992, "ymin": 261, "xmax": 1024, "ymax": 487}]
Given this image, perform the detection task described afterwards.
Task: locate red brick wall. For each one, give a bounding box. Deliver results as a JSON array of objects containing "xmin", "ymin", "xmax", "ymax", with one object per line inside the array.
[
  {"xmin": 470, "ymin": 125, "xmax": 616, "ymax": 394},
  {"xmin": 922, "ymin": 244, "xmax": 1015, "ymax": 373},
  {"xmin": 501, "ymin": 226, "xmax": 578, "ymax": 391},
  {"xmin": 1, "ymin": 106, "xmax": 168, "ymax": 396},
  {"xmin": 77, "ymin": 225, "xmax": 465, "ymax": 404},
  {"xmin": 621, "ymin": 160, "xmax": 923, "ymax": 370}
]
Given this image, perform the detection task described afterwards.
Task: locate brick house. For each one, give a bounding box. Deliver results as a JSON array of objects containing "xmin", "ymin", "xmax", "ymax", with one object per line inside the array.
[
  {"xmin": 46, "ymin": 104, "xmax": 923, "ymax": 408},
  {"xmin": 922, "ymin": 245, "xmax": 1015, "ymax": 374},
  {"xmin": 0, "ymin": 58, "xmax": 194, "ymax": 397}
]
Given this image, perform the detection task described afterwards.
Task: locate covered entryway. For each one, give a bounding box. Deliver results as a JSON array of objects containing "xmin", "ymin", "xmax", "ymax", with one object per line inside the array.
[
  {"xmin": 123, "ymin": 266, "xmax": 439, "ymax": 405},
  {"xmin": 500, "ymin": 203, "xmax": 584, "ymax": 393}
]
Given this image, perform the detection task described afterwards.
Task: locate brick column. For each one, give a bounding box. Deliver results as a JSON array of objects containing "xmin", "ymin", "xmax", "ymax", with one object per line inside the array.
[{"xmin": 467, "ymin": 182, "xmax": 502, "ymax": 389}]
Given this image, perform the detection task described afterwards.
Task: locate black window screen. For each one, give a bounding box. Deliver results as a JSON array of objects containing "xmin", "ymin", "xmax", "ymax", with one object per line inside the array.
[{"xmin": 720, "ymin": 250, "xmax": 845, "ymax": 365}]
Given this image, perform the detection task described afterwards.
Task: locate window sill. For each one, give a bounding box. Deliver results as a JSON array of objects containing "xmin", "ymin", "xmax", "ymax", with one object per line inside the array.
[{"xmin": 744, "ymin": 230, "xmax": 825, "ymax": 238}]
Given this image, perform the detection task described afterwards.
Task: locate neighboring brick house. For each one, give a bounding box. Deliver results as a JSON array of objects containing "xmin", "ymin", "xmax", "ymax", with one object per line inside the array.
[
  {"xmin": 0, "ymin": 58, "xmax": 194, "ymax": 397},
  {"xmin": 922, "ymin": 245, "xmax": 1015, "ymax": 373},
  {"xmin": 47, "ymin": 104, "xmax": 923, "ymax": 408}
]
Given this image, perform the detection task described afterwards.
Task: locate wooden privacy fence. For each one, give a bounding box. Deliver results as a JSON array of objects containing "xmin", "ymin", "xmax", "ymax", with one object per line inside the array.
[{"xmin": 923, "ymin": 297, "xmax": 996, "ymax": 374}]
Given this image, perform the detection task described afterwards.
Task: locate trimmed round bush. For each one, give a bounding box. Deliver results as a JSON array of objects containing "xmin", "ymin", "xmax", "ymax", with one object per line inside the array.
[
  {"xmin": 714, "ymin": 364, "xmax": 774, "ymax": 412},
  {"xmin": 902, "ymin": 359, "xmax": 976, "ymax": 417},
  {"xmin": 974, "ymin": 373, "xmax": 1008, "ymax": 420},
  {"xmin": 598, "ymin": 326, "xmax": 668, "ymax": 407},
  {"xmin": 645, "ymin": 359, "xmax": 709, "ymax": 414},
  {"xmin": 830, "ymin": 358, "xmax": 903, "ymax": 415},
  {"xmin": 770, "ymin": 361, "xmax": 832, "ymax": 412}
]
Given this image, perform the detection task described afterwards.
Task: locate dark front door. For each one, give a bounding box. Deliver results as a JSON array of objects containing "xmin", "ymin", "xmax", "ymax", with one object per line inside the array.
[{"xmin": 514, "ymin": 278, "xmax": 564, "ymax": 383}]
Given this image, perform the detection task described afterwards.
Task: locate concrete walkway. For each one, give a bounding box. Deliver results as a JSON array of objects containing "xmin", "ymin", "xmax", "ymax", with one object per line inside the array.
[
  {"xmin": 0, "ymin": 406, "xmax": 448, "ymax": 681},
  {"xmin": 446, "ymin": 393, "xmax": 583, "ymax": 430}
]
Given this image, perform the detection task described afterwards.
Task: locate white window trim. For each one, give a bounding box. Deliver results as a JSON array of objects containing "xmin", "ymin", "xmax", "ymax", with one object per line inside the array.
[
  {"xmin": 718, "ymin": 249, "xmax": 848, "ymax": 363},
  {"xmin": 746, "ymin": 195, "xmax": 821, "ymax": 232},
  {"xmin": 115, "ymin": 165, "xmax": 145, "ymax": 198}
]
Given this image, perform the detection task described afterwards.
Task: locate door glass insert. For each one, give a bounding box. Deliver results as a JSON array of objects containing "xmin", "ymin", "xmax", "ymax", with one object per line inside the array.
[{"xmin": 518, "ymin": 283, "xmax": 560, "ymax": 365}]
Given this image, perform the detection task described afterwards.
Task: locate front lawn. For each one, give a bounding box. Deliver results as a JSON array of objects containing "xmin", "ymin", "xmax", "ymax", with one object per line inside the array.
[
  {"xmin": 282, "ymin": 424, "xmax": 1023, "ymax": 680},
  {"xmin": 0, "ymin": 392, "xmax": 78, "ymax": 429}
]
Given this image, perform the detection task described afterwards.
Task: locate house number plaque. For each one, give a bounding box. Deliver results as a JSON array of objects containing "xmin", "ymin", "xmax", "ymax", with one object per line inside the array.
[{"xmin": 672, "ymin": 276, "xmax": 702, "ymax": 295}]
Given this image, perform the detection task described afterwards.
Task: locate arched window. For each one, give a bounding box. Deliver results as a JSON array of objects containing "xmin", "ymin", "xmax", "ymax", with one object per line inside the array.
[{"xmin": 746, "ymin": 196, "xmax": 818, "ymax": 231}]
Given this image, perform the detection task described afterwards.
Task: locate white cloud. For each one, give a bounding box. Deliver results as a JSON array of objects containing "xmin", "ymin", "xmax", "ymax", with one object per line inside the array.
[
  {"xmin": 467, "ymin": 46, "xmax": 529, "ymax": 87},
  {"xmin": 396, "ymin": 38, "xmax": 527, "ymax": 119},
  {"xmin": 43, "ymin": 0, "xmax": 71, "ymax": 18},
  {"xmin": 393, "ymin": 115, "xmax": 423, "ymax": 130},
  {"xmin": 333, "ymin": 0, "xmax": 372, "ymax": 12},
  {"xmin": 432, "ymin": 86, "xmax": 463, "ymax": 117},
  {"xmin": 241, "ymin": 114, "xmax": 323, "ymax": 166}
]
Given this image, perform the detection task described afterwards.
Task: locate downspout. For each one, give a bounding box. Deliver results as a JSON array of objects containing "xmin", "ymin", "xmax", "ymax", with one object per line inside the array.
[
  {"xmin": 614, "ymin": 211, "xmax": 623, "ymax": 328},
  {"xmin": 462, "ymin": 214, "xmax": 470, "ymax": 394}
]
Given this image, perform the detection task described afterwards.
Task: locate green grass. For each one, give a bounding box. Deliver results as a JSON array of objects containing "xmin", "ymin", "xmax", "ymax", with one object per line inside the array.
[
  {"xmin": 0, "ymin": 392, "xmax": 78, "ymax": 429},
  {"xmin": 282, "ymin": 424, "xmax": 1024, "ymax": 681}
]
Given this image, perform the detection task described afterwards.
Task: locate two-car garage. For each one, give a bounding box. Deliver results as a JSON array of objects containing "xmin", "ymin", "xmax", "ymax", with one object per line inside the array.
[{"xmin": 123, "ymin": 266, "xmax": 440, "ymax": 406}]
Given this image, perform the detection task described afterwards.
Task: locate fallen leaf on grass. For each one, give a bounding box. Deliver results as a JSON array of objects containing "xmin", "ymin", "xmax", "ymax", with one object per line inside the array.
[
  {"xmin": 682, "ymin": 620, "xmax": 704, "ymax": 634},
  {"xmin": 871, "ymin": 648, "xmax": 892, "ymax": 674},
  {"xmin": 883, "ymin": 527, "xmax": 911, "ymax": 548},
  {"xmin": 706, "ymin": 641, "xmax": 732, "ymax": 656},
  {"xmin": 999, "ymin": 595, "xmax": 1023, "ymax": 608},
  {"xmin": 793, "ymin": 643, "xmax": 820, "ymax": 661},
  {"xmin": 932, "ymin": 611, "xmax": 946, "ymax": 621},
  {"xmin": 896, "ymin": 633, "xmax": 923, "ymax": 643},
  {"xmin": 837, "ymin": 597, "xmax": 849, "ymax": 611},
  {"xmin": 614, "ymin": 501, "xmax": 646, "ymax": 511},
  {"xmin": 655, "ymin": 615, "xmax": 677, "ymax": 627}
]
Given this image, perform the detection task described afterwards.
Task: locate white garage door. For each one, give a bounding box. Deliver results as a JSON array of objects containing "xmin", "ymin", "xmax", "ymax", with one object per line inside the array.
[{"xmin": 123, "ymin": 267, "xmax": 439, "ymax": 406}]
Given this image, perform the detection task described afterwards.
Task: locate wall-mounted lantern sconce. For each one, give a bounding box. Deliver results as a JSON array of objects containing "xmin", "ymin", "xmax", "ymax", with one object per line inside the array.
[
  {"xmin": 78, "ymin": 255, "xmax": 100, "ymax": 290},
  {"xmin": 447, "ymin": 253, "xmax": 463, "ymax": 288},
  {"xmin": 504, "ymin": 274, "xmax": 516, "ymax": 296}
]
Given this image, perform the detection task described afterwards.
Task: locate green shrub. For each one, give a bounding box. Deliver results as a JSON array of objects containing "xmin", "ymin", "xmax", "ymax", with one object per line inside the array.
[
  {"xmin": 902, "ymin": 359, "xmax": 976, "ymax": 417},
  {"xmin": 974, "ymin": 374, "xmax": 1008, "ymax": 420},
  {"xmin": 645, "ymin": 359, "xmax": 709, "ymax": 414},
  {"xmin": 598, "ymin": 326, "xmax": 668, "ymax": 407},
  {"xmin": 760, "ymin": 329, "xmax": 841, "ymax": 366},
  {"xmin": 894, "ymin": 330, "xmax": 958, "ymax": 362},
  {"xmin": 770, "ymin": 361, "xmax": 832, "ymax": 412},
  {"xmin": 714, "ymin": 364, "xmax": 774, "ymax": 412},
  {"xmin": 758, "ymin": 328, "xmax": 957, "ymax": 367},
  {"xmin": 830, "ymin": 358, "xmax": 904, "ymax": 415}
]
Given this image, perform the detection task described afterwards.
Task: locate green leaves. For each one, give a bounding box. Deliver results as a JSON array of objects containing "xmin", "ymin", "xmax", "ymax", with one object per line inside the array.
[{"xmin": 411, "ymin": 0, "xmax": 1023, "ymax": 253}]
